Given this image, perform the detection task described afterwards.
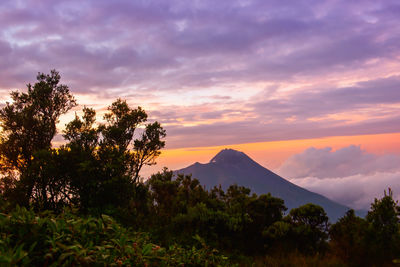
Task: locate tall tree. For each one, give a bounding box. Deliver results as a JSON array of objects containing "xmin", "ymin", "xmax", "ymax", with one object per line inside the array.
[
  {"xmin": 61, "ymin": 100, "xmax": 166, "ymax": 213},
  {"xmin": 0, "ymin": 70, "xmax": 76, "ymax": 206},
  {"xmin": 365, "ymin": 188, "xmax": 400, "ymax": 264},
  {"xmin": 99, "ymin": 99, "xmax": 166, "ymax": 184},
  {"xmin": 329, "ymin": 209, "xmax": 368, "ymax": 266},
  {"xmin": 287, "ymin": 203, "xmax": 329, "ymax": 254}
]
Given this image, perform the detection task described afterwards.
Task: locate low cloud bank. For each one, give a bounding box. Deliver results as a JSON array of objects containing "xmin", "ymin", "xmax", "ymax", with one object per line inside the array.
[
  {"xmin": 291, "ymin": 172, "xmax": 400, "ymax": 210},
  {"xmin": 277, "ymin": 145, "xmax": 400, "ymax": 210}
]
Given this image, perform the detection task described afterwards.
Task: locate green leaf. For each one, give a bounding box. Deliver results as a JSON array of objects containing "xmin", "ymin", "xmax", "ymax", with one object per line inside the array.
[{"xmin": 142, "ymin": 243, "xmax": 153, "ymax": 256}]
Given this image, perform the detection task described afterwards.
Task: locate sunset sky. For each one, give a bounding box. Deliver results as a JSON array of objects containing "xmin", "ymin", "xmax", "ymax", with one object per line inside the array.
[{"xmin": 1, "ymin": 0, "xmax": 400, "ymax": 209}]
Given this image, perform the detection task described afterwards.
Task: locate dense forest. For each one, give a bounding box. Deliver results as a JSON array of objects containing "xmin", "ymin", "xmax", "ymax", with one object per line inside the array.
[{"xmin": 0, "ymin": 71, "xmax": 399, "ymax": 266}]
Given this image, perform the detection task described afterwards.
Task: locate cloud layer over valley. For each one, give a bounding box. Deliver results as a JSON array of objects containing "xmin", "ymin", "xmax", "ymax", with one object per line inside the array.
[{"xmin": 278, "ymin": 145, "xmax": 400, "ymax": 210}]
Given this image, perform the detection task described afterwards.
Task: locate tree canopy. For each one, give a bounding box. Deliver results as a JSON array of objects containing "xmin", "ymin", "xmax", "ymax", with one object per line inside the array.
[
  {"xmin": 0, "ymin": 70, "xmax": 166, "ymax": 212},
  {"xmin": 0, "ymin": 70, "xmax": 76, "ymax": 171}
]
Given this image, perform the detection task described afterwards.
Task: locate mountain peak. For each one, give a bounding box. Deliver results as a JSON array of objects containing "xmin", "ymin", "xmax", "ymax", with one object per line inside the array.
[
  {"xmin": 178, "ymin": 148, "xmax": 354, "ymax": 221},
  {"xmin": 210, "ymin": 149, "xmax": 252, "ymax": 164}
]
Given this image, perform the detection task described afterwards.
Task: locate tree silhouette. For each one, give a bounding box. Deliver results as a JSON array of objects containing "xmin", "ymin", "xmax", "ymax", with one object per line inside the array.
[
  {"xmin": 288, "ymin": 203, "xmax": 329, "ymax": 254},
  {"xmin": 0, "ymin": 70, "xmax": 76, "ymax": 206},
  {"xmin": 0, "ymin": 71, "xmax": 165, "ymax": 212},
  {"xmin": 329, "ymin": 209, "xmax": 368, "ymax": 266},
  {"xmin": 365, "ymin": 188, "xmax": 400, "ymax": 264},
  {"xmin": 98, "ymin": 99, "xmax": 166, "ymax": 184},
  {"xmin": 60, "ymin": 99, "xmax": 166, "ymax": 213}
]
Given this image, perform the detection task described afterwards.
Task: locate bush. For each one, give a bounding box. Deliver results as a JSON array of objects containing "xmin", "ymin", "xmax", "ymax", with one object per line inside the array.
[{"xmin": 0, "ymin": 206, "xmax": 229, "ymax": 266}]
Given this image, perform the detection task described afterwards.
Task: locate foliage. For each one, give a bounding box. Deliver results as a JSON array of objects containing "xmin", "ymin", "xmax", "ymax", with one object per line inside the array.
[
  {"xmin": 0, "ymin": 206, "xmax": 228, "ymax": 266},
  {"xmin": 329, "ymin": 209, "xmax": 368, "ymax": 266},
  {"xmin": 329, "ymin": 189, "xmax": 400, "ymax": 266},
  {"xmin": 0, "ymin": 71, "xmax": 166, "ymax": 213},
  {"xmin": 147, "ymin": 169, "xmax": 287, "ymax": 254},
  {"xmin": 365, "ymin": 188, "xmax": 400, "ymax": 265},
  {"xmin": 264, "ymin": 203, "xmax": 329, "ymax": 255},
  {"xmin": 0, "ymin": 70, "xmax": 76, "ymax": 206}
]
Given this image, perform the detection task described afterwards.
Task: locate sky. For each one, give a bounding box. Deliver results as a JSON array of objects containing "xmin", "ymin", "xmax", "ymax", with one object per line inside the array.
[{"xmin": 1, "ymin": 0, "xmax": 400, "ymax": 210}]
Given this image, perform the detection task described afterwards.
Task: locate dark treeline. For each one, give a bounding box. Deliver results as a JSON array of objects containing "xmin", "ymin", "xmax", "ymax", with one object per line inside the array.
[{"xmin": 1, "ymin": 71, "xmax": 400, "ymax": 266}]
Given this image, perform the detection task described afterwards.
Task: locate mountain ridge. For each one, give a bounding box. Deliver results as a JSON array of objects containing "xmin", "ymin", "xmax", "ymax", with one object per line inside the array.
[{"xmin": 176, "ymin": 148, "xmax": 364, "ymax": 221}]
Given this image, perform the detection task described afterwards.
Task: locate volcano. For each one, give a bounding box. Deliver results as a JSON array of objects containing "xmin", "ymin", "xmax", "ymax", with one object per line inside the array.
[{"xmin": 176, "ymin": 148, "xmax": 354, "ymax": 221}]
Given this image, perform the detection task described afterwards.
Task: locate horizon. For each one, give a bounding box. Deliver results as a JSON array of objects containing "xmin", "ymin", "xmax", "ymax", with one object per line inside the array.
[
  {"xmin": 1, "ymin": 0, "xmax": 400, "ymax": 210},
  {"xmin": 152, "ymin": 139, "xmax": 400, "ymax": 211}
]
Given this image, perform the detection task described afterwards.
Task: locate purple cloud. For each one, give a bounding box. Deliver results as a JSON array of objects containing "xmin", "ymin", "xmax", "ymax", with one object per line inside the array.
[
  {"xmin": 253, "ymin": 75, "xmax": 400, "ymax": 119},
  {"xmin": 162, "ymin": 114, "xmax": 400, "ymax": 148},
  {"xmin": 153, "ymin": 74, "xmax": 400, "ymax": 148},
  {"xmin": 1, "ymin": 0, "xmax": 399, "ymax": 90},
  {"xmin": 0, "ymin": 0, "xmax": 400, "ymax": 149}
]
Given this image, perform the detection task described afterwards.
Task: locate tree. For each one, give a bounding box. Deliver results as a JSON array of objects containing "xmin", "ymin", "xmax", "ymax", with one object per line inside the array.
[
  {"xmin": 245, "ymin": 194, "xmax": 286, "ymax": 252},
  {"xmin": 0, "ymin": 70, "xmax": 76, "ymax": 206},
  {"xmin": 287, "ymin": 203, "xmax": 329, "ymax": 254},
  {"xmin": 61, "ymin": 99, "xmax": 166, "ymax": 213},
  {"xmin": 289, "ymin": 203, "xmax": 329, "ymax": 231},
  {"xmin": 61, "ymin": 107, "xmax": 101, "ymax": 212},
  {"xmin": 98, "ymin": 99, "xmax": 166, "ymax": 184},
  {"xmin": 330, "ymin": 189, "xmax": 400, "ymax": 265},
  {"xmin": 329, "ymin": 209, "xmax": 368, "ymax": 266},
  {"xmin": 0, "ymin": 71, "xmax": 166, "ymax": 213},
  {"xmin": 365, "ymin": 188, "xmax": 400, "ymax": 264}
]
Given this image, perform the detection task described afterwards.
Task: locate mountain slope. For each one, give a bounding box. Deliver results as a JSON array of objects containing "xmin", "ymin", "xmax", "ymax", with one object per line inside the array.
[{"xmin": 176, "ymin": 149, "xmax": 353, "ymax": 221}]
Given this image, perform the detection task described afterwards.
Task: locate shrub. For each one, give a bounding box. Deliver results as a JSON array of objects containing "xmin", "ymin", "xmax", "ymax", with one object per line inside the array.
[{"xmin": 0, "ymin": 206, "xmax": 229, "ymax": 266}]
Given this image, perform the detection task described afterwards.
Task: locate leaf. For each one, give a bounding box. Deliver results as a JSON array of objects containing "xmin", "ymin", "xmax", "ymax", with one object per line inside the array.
[
  {"xmin": 0, "ymin": 255, "xmax": 12, "ymax": 264},
  {"xmin": 28, "ymin": 241, "xmax": 37, "ymax": 252},
  {"xmin": 59, "ymin": 252, "xmax": 74, "ymax": 262},
  {"xmin": 142, "ymin": 243, "xmax": 153, "ymax": 256}
]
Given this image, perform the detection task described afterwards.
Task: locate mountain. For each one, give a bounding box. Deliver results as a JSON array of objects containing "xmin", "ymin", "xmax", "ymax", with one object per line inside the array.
[{"xmin": 176, "ymin": 148, "xmax": 356, "ymax": 222}]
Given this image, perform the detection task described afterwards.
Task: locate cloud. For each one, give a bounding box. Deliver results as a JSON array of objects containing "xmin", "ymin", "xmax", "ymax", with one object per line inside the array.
[
  {"xmin": 252, "ymin": 75, "xmax": 400, "ymax": 120},
  {"xmin": 1, "ymin": 0, "xmax": 400, "ymax": 92},
  {"xmin": 277, "ymin": 145, "xmax": 400, "ymax": 209},
  {"xmin": 161, "ymin": 107, "xmax": 400, "ymax": 148},
  {"xmin": 278, "ymin": 145, "xmax": 400, "ymax": 178},
  {"xmin": 1, "ymin": 0, "xmax": 400, "ymax": 149},
  {"xmin": 156, "ymin": 73, "xmax": 400, "ymax": 148},
  {"xmin": 292, "ymin": 172, "xmax": 400, "ymax": 210}
]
